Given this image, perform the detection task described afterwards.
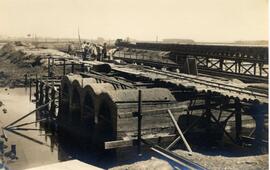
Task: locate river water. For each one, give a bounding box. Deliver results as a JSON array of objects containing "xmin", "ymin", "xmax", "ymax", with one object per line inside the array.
[{"xmin": 0, "ymin": 88, "xmax": 60, "ymax": 169}]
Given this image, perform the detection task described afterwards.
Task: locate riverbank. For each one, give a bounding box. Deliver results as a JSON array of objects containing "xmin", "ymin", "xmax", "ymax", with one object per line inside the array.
[{"xmin": 0, "ymin": 42, "xmax": 70, "ymax": 87}]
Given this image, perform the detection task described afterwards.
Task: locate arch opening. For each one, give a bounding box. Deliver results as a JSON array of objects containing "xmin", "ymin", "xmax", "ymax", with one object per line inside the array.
[
  {"xmin": 96, "ymin": 100, "xmax": 114, "ymax": 144},
  {"xmin": 83, "ymin": 92, "xmax": 95, "ymax": 129},
  {"xmin": 71, "ymin": 88, "xmax": 81, "ymax": 125}
]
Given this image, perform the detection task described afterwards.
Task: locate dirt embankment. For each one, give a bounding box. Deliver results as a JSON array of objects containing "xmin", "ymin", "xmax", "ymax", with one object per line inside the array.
[
  {"xmin": 0, "ymin": 41, "xmax": 69, "ymax": 87},
  {"xmin": 110, "ymin": 157, "xmax": 173, "ymax": 170},
  {"xmin": 110, "ymin": 151, "xmax": 268, "ymax": 170}
]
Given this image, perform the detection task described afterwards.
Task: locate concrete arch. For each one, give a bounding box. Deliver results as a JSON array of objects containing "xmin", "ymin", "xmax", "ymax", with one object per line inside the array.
[
  {"xmin": 58, "ymin": 74, "xmax": 81, "ymax": 123},
  {"xmin": 93, "ymin": 88, "xmax": 177, "ymax": 147},
  {"xmin": 70, "ymin": 79, "xmax": 83, "ymax": 125},
  {"xmin": 81, "ymin": 83, "xmax": 117, "ymax": 139},
  {"xmin": 82, "ymin": 91, "xmax": 95, "ymax": 129},
  {"xmin": 94, "ymin": 92, "xmax": 117, "ymax": 147},
  {"xmin": 59, "ymin": 83, "xmax": 70, "ymax": 121},
  {"xmin": 82, "ymin": 78, "xmax": 98, "ymax": 86}
]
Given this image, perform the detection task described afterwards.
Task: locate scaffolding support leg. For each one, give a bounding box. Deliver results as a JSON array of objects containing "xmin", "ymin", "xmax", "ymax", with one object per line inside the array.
[{"xmin": 167, "ymin": 109, "xmax": 192, "ymax": 155}]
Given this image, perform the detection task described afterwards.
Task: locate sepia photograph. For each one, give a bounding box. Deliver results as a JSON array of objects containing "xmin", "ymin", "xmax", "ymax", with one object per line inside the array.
[{"xmin": 0, "ymin": 0, "xmax": 268, "ymax": 169}]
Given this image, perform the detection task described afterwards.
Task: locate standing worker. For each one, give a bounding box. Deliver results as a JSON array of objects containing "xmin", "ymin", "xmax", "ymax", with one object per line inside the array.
[
  {"xmin": 102, "ymin": 43, "xmax": 107, "ymax": 60},
  {"xmin": 67, "ymin": 42, "xmax": 75, "ymax": 56},
  {"xmin": 81, "ymin": 41, "xmax": 87, "ymax": 60},
  {"xmin": 91, "ymin": 44, "xmax": 98, "ymax": 60},
  {"xmin": 96, "ymin": 45, "xmax": 102, "ymax": 61},
  {"xmin": 83, "ymin": 42, "xmax": 90, "ymax": 61},
  {"xmin": 81, "ymin": 41, "xmax": 86, "ymax": 50}
]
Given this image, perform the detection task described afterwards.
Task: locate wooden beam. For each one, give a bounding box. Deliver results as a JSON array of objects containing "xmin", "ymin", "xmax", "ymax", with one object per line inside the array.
[{"xmin": 104, "ymin": 134, "xmax": 176, "ymax": 149}]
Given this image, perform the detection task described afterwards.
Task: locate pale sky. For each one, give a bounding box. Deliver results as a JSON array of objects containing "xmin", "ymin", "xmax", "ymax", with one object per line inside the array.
[{"xmin": 0, "ymin": 0, "xmax": 268, "ymax": 42}]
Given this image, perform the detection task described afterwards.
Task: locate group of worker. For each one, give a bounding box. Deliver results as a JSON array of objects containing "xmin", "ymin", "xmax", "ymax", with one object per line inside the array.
[{"xmin": 81, "ymin": 41, "xmax": 107, "ymax": 61}]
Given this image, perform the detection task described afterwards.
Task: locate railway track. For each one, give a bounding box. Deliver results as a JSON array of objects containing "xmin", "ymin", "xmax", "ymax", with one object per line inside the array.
[
  {"xmin": 141, "ymin": 67, "xmax": 268, "ymax": 98},
  {"xmin": 150, "ymin": 144, "xmax": 207, "ymax": 170},
  {"xmin": 109, "ymin": 63, "xmax": 268, "ymax": 103},
  {"xmin": 113, "ymin": 56, "xmax": 268, "ymax": 83}
]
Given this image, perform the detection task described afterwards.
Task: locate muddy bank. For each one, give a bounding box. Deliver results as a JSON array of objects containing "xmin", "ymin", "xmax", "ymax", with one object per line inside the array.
[{"xmin": 0, "ymin": 42, "xmax": 70, "ymax": 87}]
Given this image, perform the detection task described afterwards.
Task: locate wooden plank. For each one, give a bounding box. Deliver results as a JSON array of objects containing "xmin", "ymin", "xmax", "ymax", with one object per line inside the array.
[
  {"xmin": 119, "ymin": 106, "xmax": 187, "ymax": 118},
  {"xmin": 105, "ymin": 134, "xmax": 176, "ymax": 149}
]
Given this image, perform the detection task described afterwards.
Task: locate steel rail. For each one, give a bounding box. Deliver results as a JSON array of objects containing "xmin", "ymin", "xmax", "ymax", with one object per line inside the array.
[
  {"xmin": 142, "ymin": 139, "xmax": 207, "ymax": 170},
  {"xmin": 140, "ymin": 67, "xmax": 268, "ymax": 98}
]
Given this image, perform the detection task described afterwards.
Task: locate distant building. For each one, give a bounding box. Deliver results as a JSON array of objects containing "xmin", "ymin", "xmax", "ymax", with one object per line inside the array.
[{"xmin": 162, "ymin": 39, "xmax": 195, "ymax": 44}]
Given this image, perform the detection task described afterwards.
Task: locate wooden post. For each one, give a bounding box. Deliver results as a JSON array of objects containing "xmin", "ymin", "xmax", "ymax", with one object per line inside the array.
[
  {"xmin": 29, "ymin": 78, "xmax": 32, "ymax": 101},
  {"xmin": 39, "ymin": 82, "xmax": 44, "ymax": 105},
  {"xmin": 58, "ymin": 85, "xmax": 62, "ymax": 118},
  {"xmin": 48, "ymin": 57, "xmax": 51, "ymax": 77},
  {"xmin": 50, "ymin": 87, "xmax": 56, "ymax": 118},
  {"xmin": 45, "ymin": 85, "xmax": 50, "ymax": 111},
  {"xmin": 137, "ymin": 89, "xmax": 142, "ymax": 156},
  {"xmin": 253, "ymin": 63, "xmax": 257, "ymax": 76},
  {"xmin": 71, "ymin": 61, "xmax": 74, "ymax": 73},
  {"xmin": 238, "ymin": 61, "xmax": 241, "ymax": 74},
  {"xmin": 51, "ymin": 57, "xmax": 55, "ymax": 77},
  {"xmin": 35, "ymin": 75, "xmax": 39, "ymax": 101},
  {"xmin": 235, "ymin": 98, "xmax": 242, "ymax": 144},
  {"xmin": 235, "ymin": 61, "xmax": 238, "ymax": 73},
  {"xmin": 259, "ymin": 63, "xmax": 262, "ymax": 76},
  {"xmin": 63, "ymin": 59, "xmax": 66, "ymax": 75},
  {"xmin": 24, "ymin": 74, "xmax": 28, "ymax": 87},
  {"xmin": 220, "ymin": 59, "xmax": 224, "ymax": 71}
]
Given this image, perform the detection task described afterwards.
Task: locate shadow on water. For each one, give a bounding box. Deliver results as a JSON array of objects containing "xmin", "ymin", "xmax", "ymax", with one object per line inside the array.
[
  {"xmin": 12, "ymin": 115, "xmax": 183, "ymax": 169},
  {"xmin": 20, "ymin": 110, "xmax": 155, "ymax": 169}
]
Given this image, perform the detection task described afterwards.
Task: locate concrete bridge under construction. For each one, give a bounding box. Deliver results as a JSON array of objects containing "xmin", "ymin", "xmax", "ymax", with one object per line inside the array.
[
  {"xmin": 14, "ymin": 41, "xmax": 268, "ymax": 168},
  {"xmin": 32, "ymin": 49, "xmax": 268, "ymax": 150}
]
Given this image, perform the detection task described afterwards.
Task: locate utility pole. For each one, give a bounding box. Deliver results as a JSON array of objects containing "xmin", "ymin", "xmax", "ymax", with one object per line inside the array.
[{"xmin": 78, "ymin": 27, "xmax": 82, "ymax": 48}]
